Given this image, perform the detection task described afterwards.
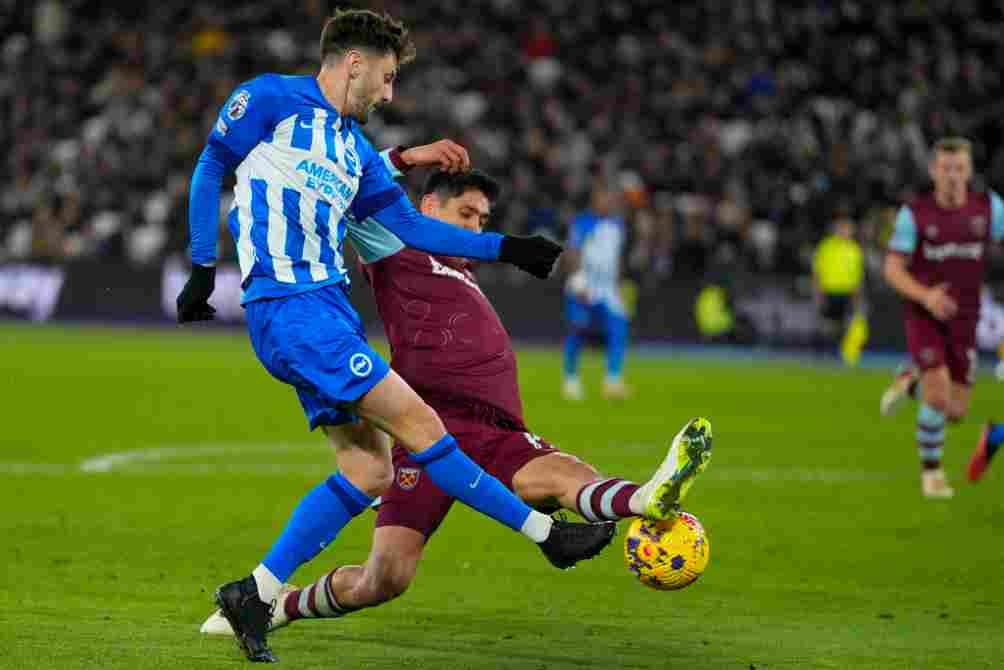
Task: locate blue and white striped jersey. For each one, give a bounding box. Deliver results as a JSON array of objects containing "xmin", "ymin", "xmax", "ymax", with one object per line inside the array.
[
  {"xmin": 566, "ymin": 211, "xmax": 626, "ymax": 312},
  {"xmin": 189, "ymin": 73, "xmax": 502, "ymax": 304}
]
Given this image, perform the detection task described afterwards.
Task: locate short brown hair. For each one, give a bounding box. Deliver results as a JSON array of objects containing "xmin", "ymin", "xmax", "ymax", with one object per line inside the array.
[
  {"xmin": 933, "ymin": 136, "xmax": 972, "ymax": 155},
  {"xmin": 320, "ymin": 9, "xmax": 416, "ymax": 66}
]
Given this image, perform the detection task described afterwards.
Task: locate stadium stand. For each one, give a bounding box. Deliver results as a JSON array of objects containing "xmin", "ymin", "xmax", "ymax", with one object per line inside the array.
[{"xmin": 3, "ymin": 1, "xmax": 1003, "ymax": 288}]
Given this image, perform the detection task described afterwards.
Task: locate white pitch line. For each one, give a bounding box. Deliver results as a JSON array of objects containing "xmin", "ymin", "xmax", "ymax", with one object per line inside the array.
[
  {"xmin": 0, "ymin": 462, "xmax": 330, "ymax": 476},
  {"xmin": 78, "ymin": 443, "xmax": 321, "ymax": 472},
  {"xmin": 0, "ymin": 463, "xmax": 77, "ymax": 475},
  {"xmin": 0, "ymin": 443, "xmax": 912, "ymax": 482}
]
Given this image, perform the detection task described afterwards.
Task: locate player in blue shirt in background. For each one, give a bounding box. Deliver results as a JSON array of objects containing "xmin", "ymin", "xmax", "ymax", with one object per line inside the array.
[
  {"xmin": 562, "ymin": 177, "xmax": 631, "ymax": 400},
  {"xmin": 175, "ymin": 9, "xmax": 613, "ymax": 663}
]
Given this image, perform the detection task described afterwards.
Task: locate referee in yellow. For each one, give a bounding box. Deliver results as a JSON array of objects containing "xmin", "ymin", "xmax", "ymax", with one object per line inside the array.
[{"xmin": 813, "ymin": 209, "xmax": 864, "ymax": 359}]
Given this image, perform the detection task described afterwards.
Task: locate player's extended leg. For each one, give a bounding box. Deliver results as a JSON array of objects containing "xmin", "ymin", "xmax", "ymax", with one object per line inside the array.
[
  {"xmin": 277, "ymin": 526, "xmax": 425, "ymax": 624},
  {"xmin": 513, "ymin": 453, "xmax": 643, "ymax": 520},
  {"xmin": 916, "ymin": 366, "xmax": 954, "ymax": 499},
  {"xmin": 512, "ymin": 418, "xmax": 712, "ymax": 521},
  {"xmin": 215, "ymin": 421, "xmax": 392, "ymax": 662},
  {"xmin": 562, "ymin": 294, "xmax": 588, "ymax": 400},
  {"xmin": 353, "ymin": 369, "xmax": 615, "ymax": 568},
  {"xmin": 203, "ymin": 526, "xmax": 426, "ymax": 635},
  {"xmin": 601, "ymin": 305, "xmax": 630, "ymax": 399},
  {"xmin": 512, "ymin": 452, "xmax": 605, "ymax": 510},
  {"xmin": 204, "ymin": 438, "xmax": 455, "ymax": 638},
  {"xmin": 254, "ymin": 422, "xmax": 393, "ymax": 591}
]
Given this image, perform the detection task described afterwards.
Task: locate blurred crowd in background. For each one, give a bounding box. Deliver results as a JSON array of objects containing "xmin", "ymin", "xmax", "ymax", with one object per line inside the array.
[{"xmin": 4, "ymin": 0, "xmax": 1004, "ymax": 288}]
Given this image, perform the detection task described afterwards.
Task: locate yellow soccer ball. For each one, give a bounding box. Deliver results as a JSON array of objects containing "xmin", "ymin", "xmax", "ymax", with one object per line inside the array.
[{"xmin": 624, "ymin": 512, "xmax": 710, "ymax": 590}]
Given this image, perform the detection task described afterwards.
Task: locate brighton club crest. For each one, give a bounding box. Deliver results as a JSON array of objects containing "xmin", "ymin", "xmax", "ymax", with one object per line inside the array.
[
  {"xmin": 226, "ymin": 89, "xmax": 250, "ymax": 121},
  {"xmin": 397, "ymin": 467, "xmax": 420, "ymax": 491}
]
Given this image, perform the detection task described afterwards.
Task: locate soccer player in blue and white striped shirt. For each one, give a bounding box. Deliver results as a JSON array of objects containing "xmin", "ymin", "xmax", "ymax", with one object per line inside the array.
[
  {"xmin": 562, "ymin": 178, "xmax": 631, "ymax": 400},
  {"xmin": 176, "ymin": 9, "xmax": 613, "ymax": 662}
]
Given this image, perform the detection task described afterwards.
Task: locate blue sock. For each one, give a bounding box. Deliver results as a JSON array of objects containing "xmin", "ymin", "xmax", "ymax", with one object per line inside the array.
[
  {"xmin": 262, "ymin": 472, "xmax": 372, "ymax": 582},
  {"xmin": 917, "ymin": 403, "xmax": 946, "ymax": 468},
  {"xmin": 988, "ymin": 423, "xmax": 1004, "ymax": 452},
  {"xmin": 412, "ymin": 434, "xmax": 532, "ymax": 532},
  {"xmin": 563, "ymin": 331, "xmax": 583, "ymax": 378},
  {"xmin": 605, "ymin": 312, "xmax": 628, "ymax": 380}
]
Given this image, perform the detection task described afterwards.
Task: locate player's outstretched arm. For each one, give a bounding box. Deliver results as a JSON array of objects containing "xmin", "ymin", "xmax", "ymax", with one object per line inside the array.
[
  {"xmin": 363, "ymin": 194, "xmax": 563, "ymax": 279},
  {"xmin": 355, "ymin": 138, "xmax": 562, "ymax": 278}
]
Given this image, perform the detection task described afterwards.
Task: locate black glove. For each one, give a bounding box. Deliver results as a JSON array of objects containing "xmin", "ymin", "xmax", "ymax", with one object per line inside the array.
[
  {"xmin": 498, "ymin": 235, "xmax": 563, "ymax": 279},
  {"xmin": 176, "ymin": 264, "xmax": 217, "ymax": 323}
]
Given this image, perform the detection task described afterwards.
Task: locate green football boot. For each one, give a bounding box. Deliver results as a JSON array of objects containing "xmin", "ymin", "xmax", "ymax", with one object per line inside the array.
[{"xmin": 634, "ymin": 417, "xmax": 713, "ymax": 520}]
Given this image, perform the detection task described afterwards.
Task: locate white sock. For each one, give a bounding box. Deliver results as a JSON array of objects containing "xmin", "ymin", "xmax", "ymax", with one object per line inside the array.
[
  {"xmin": 252, "ymin": 563, "xmax": 283, "ymax": 604},
  {"xmin": 627, "ymin": 489, "xmax": 645, "ymax": 516},
  {"xmin": 520, "ymin": 510, "xmax": 554, "ymax": 543}
]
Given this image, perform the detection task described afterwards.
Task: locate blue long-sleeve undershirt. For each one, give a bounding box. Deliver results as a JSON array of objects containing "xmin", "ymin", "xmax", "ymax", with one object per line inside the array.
[
  {"xmin": 368, "ymin": 195, "xmax": 503, "ymax": 261},
  {"xmin": 188, "ymin": 143, "xmax": 240, "ymax": 266}
]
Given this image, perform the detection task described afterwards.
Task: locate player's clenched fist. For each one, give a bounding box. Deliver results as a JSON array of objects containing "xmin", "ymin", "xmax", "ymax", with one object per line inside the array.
[
  {"xmin": 176, "ymin": 264, "xmax": 217, "ymax": 323},
  {"xmin": 498, "ymin": 235, "xmax": 563, "ymax": 279},
  {"xmin": 401, "ymin": 140, "xmax": 470, "ymax": 174}
]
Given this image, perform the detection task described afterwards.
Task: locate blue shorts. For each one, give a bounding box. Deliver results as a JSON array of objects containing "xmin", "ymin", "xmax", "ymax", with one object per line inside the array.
[
  {"xmin": 564, "ymin": 294, "xmax": 626, "ymax": 333},
  {"xmin": 245, "ymin": 283, "xmax": 391, "ymax": 430}
]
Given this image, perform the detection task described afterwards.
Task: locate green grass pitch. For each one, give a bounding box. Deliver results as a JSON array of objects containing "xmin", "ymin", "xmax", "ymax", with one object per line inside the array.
[{"xmin": 2, "ymin": 322, "xmax": 1003, "ymax": 669}]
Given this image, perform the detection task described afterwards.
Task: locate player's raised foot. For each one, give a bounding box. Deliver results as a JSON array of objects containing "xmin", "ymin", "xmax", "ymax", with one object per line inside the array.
[
  {"xmin": 562, "ymin": 377, "xmax": 584, "ymax": 401},
  {"xmin": 921, "ymin": 469, "xmax": 955, "ymax": 499},
  {"xmin": 602, "ymin": 378, "xmax": 631, "ymax": 400},
  {"xmin": 202, "ymin": 584, "xmax": 296, "ymax": 636},
  {"xmin": 880, "ymin": 365, "xmax": 918, "ymax": 417},
  {"xmin": 214, "ymin": 575, "xmax": 277, "ymax": 663},
  {"xmin": 537, "ymin": 518, "xmax": 616, "ymax": 570},
  {"xmin": 632, "ymin": 418, "xmax": 713, "ymax": 520},
  {"xmin": 967, "ymin": 421, "xmax": 1002, "ymax": 482}
]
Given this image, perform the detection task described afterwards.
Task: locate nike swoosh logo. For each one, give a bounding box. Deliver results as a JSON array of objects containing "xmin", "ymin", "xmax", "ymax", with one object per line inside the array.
[
  {"xmin": 299, "ymin": 121, "xmax": 313, "ymax": 129},
  {"xmin": 469, "ymin": 471, "xmax": 483, "ymax": 489}
]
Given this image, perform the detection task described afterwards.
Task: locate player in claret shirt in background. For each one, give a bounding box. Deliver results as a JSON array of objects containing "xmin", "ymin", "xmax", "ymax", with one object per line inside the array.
[
  {"xmin": 200, "ymin": 169, "xmax": 713, "ymax": 638},
  {"xmin": 878, "ymin": 137, "xmax": 1004, "ymax": 498}
]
